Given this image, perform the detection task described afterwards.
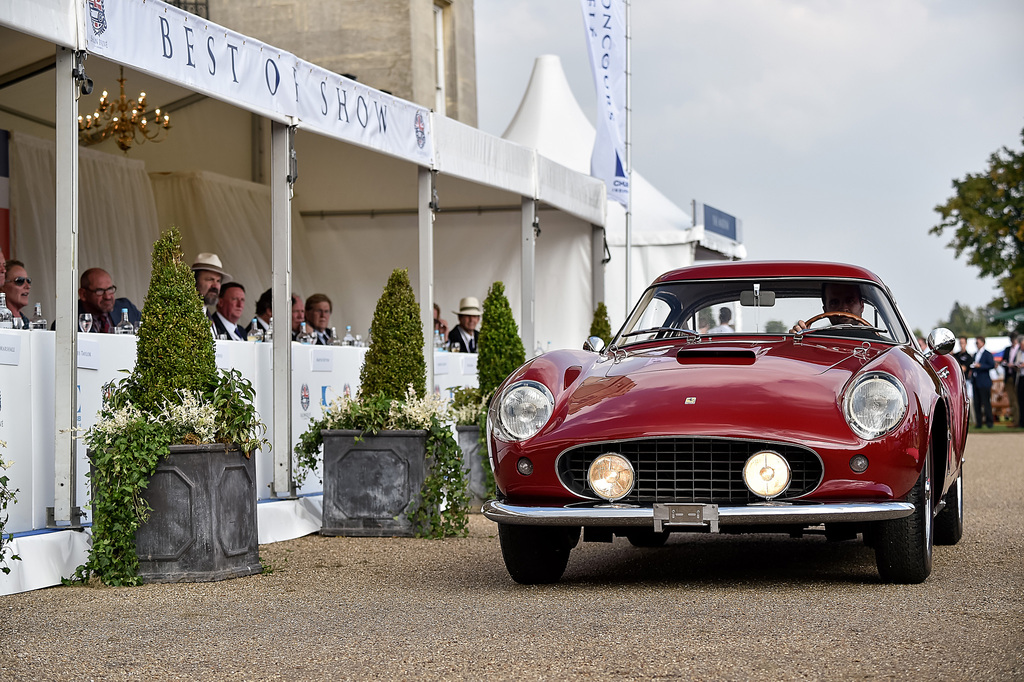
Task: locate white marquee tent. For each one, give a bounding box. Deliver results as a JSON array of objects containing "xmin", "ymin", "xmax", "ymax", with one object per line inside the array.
[
  {"xmin": 0, "ymin": 0, "xmax": 609, "ymax": 591},
  {"xmin": 501, "ymin": 55, "xmax": 746, "ymax": 324}
]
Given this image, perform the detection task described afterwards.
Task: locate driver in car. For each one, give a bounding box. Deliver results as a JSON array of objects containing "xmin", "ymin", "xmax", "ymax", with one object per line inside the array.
[{"xmin": 790, "ymin": 282, "xmax": 868, "ymax": 333}]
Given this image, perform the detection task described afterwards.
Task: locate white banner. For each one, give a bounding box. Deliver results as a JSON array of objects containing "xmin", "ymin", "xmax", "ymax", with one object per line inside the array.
[
  {"xmin": 293, "ymin": 59, "xmax": 433, "ymax": 166},
  {"xmin": 580, "ymin": 0, "xmax": 629, "ymax": 207},
  {"xmin": 82, "ymin": 0, "xmax": 433, "ymax": 165}
]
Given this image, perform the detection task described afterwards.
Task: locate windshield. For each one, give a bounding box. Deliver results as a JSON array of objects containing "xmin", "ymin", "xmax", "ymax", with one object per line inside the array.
[{"xmin": 613, "ymin": 277, "xmax": 911, "ymax": 347}]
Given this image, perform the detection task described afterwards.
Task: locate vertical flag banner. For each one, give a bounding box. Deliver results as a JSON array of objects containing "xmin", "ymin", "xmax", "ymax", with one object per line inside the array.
[{"xmin": 581, "ymin": 0, "xmax": 628, "ymax": 207}]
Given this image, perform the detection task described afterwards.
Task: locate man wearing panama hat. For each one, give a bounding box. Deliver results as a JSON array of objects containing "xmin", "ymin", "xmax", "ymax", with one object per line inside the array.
[
  {"xmin": 191, "ymin": 252, "xmax": 231, "ymax": 311},
  {"xmin": 447, "ymin": 296, "xmax": 481, "ymax": 353}
]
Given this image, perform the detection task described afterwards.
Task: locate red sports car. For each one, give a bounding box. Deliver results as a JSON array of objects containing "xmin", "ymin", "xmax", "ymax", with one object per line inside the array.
[{"xmin": 483, "ymin": 261, "xmax": 967, "ymax": 584}]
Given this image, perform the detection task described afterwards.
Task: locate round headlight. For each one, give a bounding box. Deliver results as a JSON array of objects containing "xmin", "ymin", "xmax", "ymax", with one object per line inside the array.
[
  {"xmin": 498, "ymin": 381, "xmax": 554, "ymax": 441},
  {"xmin": 843, "ymin": 372, "xmax": 908, "ymax": 440},
  {"xmin": 588, "ymin": 453, "xmax": 635, "ymax": 501},
  {"xmin": 743, "ymin": 450, "xmax": 791, "ymax": 499}
]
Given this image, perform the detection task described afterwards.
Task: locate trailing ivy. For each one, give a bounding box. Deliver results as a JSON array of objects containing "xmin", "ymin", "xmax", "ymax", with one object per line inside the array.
[{"xmin": 1, "ymin": 441, "xmax": 22, "ymax": 575}]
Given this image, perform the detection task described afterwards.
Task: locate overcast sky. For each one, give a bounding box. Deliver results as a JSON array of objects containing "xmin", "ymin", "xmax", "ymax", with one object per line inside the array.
[{"xmin": 474, "ymin": 0, "xmax": 1024, "ymax": 334}]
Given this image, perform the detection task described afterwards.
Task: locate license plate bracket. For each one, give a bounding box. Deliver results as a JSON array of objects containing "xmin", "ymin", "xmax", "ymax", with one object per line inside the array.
[{"xmin": 653, "ymin": 503, "xmax": 719, "ymax": 533}]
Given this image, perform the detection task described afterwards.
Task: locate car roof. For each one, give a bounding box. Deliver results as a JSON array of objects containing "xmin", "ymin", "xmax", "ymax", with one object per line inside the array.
[{"xmin": 654, "ymin": 260, "xmax": 885, "ymax": 285}]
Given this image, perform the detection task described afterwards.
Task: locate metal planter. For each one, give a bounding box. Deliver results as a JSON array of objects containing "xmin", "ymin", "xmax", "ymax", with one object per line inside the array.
[
  {"xmin": 134, "ymin": 444, "xmax": 261, "ymax": 583},
  {"xmin": 320, "ymin": 429, "xmax": 428, "ymax": 537},
  {"xmin": 456, "ymin": 425, "xmax": 489, "ymax": 509}
]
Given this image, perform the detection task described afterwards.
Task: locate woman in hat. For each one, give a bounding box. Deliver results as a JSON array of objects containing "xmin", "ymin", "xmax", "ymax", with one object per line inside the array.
[{"xmin": 447, "ymin": 296, "xmax": 481, "ymax": 353}]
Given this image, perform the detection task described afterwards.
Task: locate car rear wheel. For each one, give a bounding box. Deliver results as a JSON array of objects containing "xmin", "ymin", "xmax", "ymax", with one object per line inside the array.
[
  {"xmin": 626, "ymin": 529, "xmax": 670, "ymax": 547},
  {"xmin": 498, "ymin": 524, "xmax": 578, "ymax": 584},
  {"xmin": 874, "ymin": 455, "xmax": 933, "ymax": 584},
  {"xmin": 934, "ymin": 464, "xmax": 964, "ymax": 545}
]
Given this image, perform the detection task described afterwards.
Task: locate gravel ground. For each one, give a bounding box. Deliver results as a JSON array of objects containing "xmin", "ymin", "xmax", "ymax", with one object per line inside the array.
[{"xmin": 1, "ymin": 433, "xmax": 1021, "ymax": 681}]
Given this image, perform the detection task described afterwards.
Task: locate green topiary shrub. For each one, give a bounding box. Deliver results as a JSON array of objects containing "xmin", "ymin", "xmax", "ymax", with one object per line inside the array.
[
  {"xmin": 130, "ymin": 227, "xmax": 216, "ymax": 414},
  {"xmin": 589, "ymin": 301, "xmax": 613, "ymax": 346},
  {"xmin": 359, "ymin": 268, "xmax": 426, "ymax": 400},
  {"xmin": 478, "ymin": 281, "xmax": 526, "ymax": 400}
]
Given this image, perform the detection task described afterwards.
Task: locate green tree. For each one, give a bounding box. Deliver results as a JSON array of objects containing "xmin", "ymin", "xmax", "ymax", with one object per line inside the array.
[
  {"xmin": 359, "ymin": 269, "xmax": 426, "ymax": 400},
  {"xmin": 931, "ymin": 128, "xmax": 1024, "ymax": 311},
  {"xmin": 130, "ymin": 227, "xmax": 216, "ymax": 414},
  {"xmin": 937, "ymin": 301, "xmax": 1007, "ymax": 338},
  {"xmin": 589, "ymin": 302, "xmax": 613, "ymax": 346},
  {"xmin": 478, "ymin": 281, "xmax": 526, "ymax": 399}
]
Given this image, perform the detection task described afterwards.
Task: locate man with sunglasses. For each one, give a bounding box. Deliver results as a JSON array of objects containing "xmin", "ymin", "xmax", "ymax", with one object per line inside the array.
[
  {"xmin": 78, "ymin": 267, "xmax": 141, "ymax": 333},
  {"xmin": 1, "ymin": 259, "xmax": 32, "ymax": 327}
]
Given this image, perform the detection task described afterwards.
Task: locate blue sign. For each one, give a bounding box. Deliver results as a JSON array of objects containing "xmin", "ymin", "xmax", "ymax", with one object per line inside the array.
[{"xmin": 704, "ymin": 204, "xmax": 737, "ymax": 240}]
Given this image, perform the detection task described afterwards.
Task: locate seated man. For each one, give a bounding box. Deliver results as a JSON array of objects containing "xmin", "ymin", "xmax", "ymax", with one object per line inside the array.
[
  {"xmin": 255, "ymin": 288, "xmax": 273, "ymax": 334},
  {"xmin": 191, "ymin": 253, "xmax": 230, "ymax": 313},
  {"xmin": 212, "ymin": 282, "xmax": 247, "ymax": 340},
  {"xmin": 78, "ymin": 267, "xmax": 142, "ymax": 333},
  {"xmin": 304, "ymin": 293, "xmax": 334, "ymax": 345},
  {"xmin": 790, "ymin": 282, "xmax": 876, "ymax": 336},
  {"xmin": 448, "ymin": 296, "xmax": 481, "ymax": 353},
  {"xmin": 291, "ymin": 294, "xmax": 305, "ymax": 340}
]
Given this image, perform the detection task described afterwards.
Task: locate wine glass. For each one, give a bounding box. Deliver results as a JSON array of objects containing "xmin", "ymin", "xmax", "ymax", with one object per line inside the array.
[{"xmin": 79, "ymin": 313, "xmax": 93, "ymax": 333}]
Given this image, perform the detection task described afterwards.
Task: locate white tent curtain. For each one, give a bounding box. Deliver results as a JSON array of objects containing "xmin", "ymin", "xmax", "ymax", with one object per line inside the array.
[
  {"xmin": 9, "ymin": 132, "xmax": 161, "ymax": 318},
  {"xmin": 148, "ymin": 170, "xmax": 316, "ymax": 319}
]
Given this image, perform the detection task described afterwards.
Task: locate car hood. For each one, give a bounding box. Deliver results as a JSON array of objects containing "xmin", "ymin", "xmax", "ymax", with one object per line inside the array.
[{"xmin": 548, "ymin": 340, "xmax": 891, "ymax": 447}]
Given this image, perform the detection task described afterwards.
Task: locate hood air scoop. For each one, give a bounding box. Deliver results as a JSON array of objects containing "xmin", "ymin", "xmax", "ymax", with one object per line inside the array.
[{"xmin": 676, "ymin": 348, "xmax": 757, "ymax": 366}]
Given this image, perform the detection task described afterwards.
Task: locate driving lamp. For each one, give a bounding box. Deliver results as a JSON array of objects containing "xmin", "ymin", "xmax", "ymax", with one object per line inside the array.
[
  {"xmin": 742, "ymin": 450, "xmax": 792, "ymax": 499},
  {"xmin": 498, "ymin": 381, "xmax": 554, "ymax": 441},
  {"xmin": 843, "ymin": 372, "xmax": 908, "ymax": 440},
  {"xmin": 588, "ymin": 453, "xmax": 635, "ymax": 502}
]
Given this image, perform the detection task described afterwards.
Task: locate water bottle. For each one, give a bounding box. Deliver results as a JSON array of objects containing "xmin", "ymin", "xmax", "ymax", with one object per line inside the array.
[
  {"xmin": 266, "ymin": 316, "xmax": 273, "ymax": 342},
  {"xmin": 297, "ymin": 321, "xmax": 314, "ymax": 344},
  {"xmin": 114, "ymin": 308, "xmax": 134, "ymax": 335},
  {"xmin": 534, "ymin": 341, "xmax": 544, "ymax": 356},
  {"xmin": 343, "ymin": 325, "xmax": 355, "ymax": 346},
  {"xmin": 434, "ymin": 329, "xmax": 444, "ymax": 351},
  {"xmin": 0, "ymin": 293, "xmax": 12, "ymax": 329},
  {"xmin": 329, "ymin": 326, "xmax": 343, "ymax": 346},
  {"xmin": 30, "ymin": 302, "xmax": 48, "ymax": 330},
  {"xmin": 247, "ymin": 317, "xmax": 264, "ymax": 342}
]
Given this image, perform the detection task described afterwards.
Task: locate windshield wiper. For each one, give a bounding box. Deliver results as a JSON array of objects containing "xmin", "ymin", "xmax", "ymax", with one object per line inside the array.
[
  {"xmin": 799, "ymin": 324, "xmax": 887, "ymax": 336},
  {"xmin": 621, "ymin": 326, "xmax": 701, "ymax": 340}
]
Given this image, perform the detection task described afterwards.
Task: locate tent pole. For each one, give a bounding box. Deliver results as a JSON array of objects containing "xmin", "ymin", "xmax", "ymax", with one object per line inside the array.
[
  {"xmin": 521, "ymin": 197, "xmax": 537, "ymax": 354},
  {"xmin": 624, "ymin": 0, "xmax": 633, "ymax": 310},
  {"xmin": 418, "ymin": 166, "xmax": 435, "ymax": 391},
  {"xmin": 270, "ymin": 121, "xmax": 295, "ymax": 498},
  {"xmin": 50, "ymin": 47, "xmax": 80, "ymax": 527}
]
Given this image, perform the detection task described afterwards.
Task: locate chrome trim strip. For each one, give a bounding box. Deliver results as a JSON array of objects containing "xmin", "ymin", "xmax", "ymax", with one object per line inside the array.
[{"xmin": 482, "ymin": 500, "xmax": 915, "ymax": 529}]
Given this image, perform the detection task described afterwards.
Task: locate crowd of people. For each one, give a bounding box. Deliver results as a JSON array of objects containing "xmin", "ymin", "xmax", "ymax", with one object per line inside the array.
[{"xmin": 954, "ymin": 334, "xmax": 1024, "ymax": 429}]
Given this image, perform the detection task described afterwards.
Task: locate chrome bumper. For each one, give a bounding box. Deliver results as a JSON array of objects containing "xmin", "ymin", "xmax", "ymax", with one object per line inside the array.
[{"xmin": 482, "ymin": 500, "xmax": 915, "ymax": 533}]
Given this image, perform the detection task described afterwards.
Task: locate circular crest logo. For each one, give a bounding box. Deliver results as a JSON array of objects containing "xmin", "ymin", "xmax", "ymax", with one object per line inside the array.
[
  {"xmin": 300, "ymin": 383, "xmax": 310, "ymax": 411},
  {"xmin": 414, "ymin": 111, "xmax": 426, "ymax": 149}
]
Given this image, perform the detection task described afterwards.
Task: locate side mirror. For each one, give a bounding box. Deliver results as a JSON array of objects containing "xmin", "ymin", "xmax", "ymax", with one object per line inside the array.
[
  {"xmin": 583, "ymin": 336, "xmax": 606, "ymax": 353},
  {"xmin": 927, "ymin": 328, "xmax": 956, "ymax": 355}
]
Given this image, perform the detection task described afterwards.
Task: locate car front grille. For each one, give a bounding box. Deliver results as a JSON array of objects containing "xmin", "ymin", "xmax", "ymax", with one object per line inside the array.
[{"xmin": 556, "ymin": 437, "xmax": 823, "ymax": 504}]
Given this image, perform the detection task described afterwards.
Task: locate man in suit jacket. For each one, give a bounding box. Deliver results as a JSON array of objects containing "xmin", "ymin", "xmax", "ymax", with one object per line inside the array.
[
  {"xmin": 77, "ymin": 267, "xmax": 142, "ymax": 333},
  {"xmin": 447, "ymin": 296, "xmax": 481, "ymax": 353},
  {"xmin": 1000, "ymin": 332, "xmax": 1019, "ymax": 426},
  {"xmin": 212, "ymin": 282, "xmax": 247, "ymax": 340},
  {"xmin": 970, "ymin": 336, "xmax": 996, "ymax": 428}
]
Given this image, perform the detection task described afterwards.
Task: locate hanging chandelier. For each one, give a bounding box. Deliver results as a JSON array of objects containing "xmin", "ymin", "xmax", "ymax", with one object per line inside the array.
[{"xmin": 78, "ymin": 66, "xmax": 171, "ymax": 152}]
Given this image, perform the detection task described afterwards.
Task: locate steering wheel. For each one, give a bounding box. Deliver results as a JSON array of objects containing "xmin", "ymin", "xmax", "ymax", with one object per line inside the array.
[{"xmin": 802, "ymin": 310, "xmax": 871, "ymax": 327}]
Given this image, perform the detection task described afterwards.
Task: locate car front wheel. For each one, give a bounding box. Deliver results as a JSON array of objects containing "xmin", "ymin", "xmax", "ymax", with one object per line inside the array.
[
  {"xmin": 934, "ymin": 464, "xmax": 964, "ymax": 545},
  {"xmin": 874, "ymin": 455, "xmax": 933, "ymax": 584},
  {"xmin": 498, "ymin": 524, "xmax": 579, "ymax": 584}
]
